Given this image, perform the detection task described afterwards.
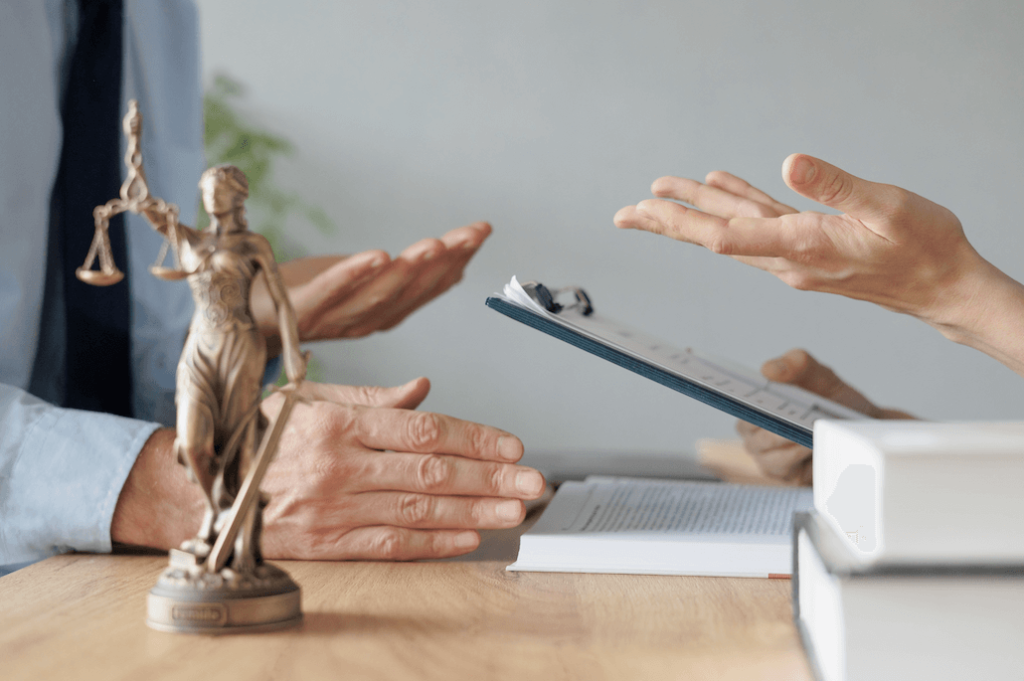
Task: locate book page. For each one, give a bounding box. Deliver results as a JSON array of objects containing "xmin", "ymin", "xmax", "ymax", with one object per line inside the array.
[
  {"xmin": 511, "ymin": 477, "xmax": 814, "ymax": 576},
  {"xmin": 539, "ymin": 477, "xmax": 812, "ymax": 539}
]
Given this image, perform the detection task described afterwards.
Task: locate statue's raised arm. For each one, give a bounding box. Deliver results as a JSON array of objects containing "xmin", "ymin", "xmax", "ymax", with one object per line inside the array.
[{"xmin": 76, "ymin": 99, "xmax": 196, "ymax": 286}]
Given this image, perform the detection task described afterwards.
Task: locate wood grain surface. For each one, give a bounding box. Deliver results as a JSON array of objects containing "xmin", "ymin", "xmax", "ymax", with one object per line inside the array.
[{"xmin": 0, "ymin": 525, "xmax": 811, "ymax": 680}]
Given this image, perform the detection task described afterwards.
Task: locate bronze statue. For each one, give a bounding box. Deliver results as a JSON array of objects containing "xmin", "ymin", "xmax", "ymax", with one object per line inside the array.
[{"xmin": 78, "ymin": 100, "xmax": 306, "ymax": 633}]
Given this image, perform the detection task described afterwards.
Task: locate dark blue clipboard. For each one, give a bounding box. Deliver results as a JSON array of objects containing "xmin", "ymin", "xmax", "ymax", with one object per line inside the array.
[{"xmin": 485, "ymin": 294, "xmax": 816, "ymax": 449}]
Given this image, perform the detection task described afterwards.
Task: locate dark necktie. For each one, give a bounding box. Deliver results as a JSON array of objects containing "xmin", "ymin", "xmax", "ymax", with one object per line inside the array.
[{"xmin": 54, "ymin": 0, "xmax": 133, "ymax": 416}]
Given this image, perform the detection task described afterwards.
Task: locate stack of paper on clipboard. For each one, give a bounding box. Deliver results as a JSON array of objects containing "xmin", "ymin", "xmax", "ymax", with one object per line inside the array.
[{"xmin": 486, "ymin": 276, "xmax": 866, "ymax": 448}]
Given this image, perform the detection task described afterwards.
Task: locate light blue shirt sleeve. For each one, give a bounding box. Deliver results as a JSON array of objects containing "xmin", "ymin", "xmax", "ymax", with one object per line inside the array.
[
  {"xmin": 0, "ymin": 0, "xmax": 202, "ymax": 575},
  {"xmin": 0, "ymin": 385, "xmax": 158, "ymax": 575}
]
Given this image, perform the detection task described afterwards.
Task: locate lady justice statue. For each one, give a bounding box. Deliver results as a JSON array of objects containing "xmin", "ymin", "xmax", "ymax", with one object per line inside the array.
[{"xmin": 77, "ymin": 100, "xmax": 307, "ymax": 633}]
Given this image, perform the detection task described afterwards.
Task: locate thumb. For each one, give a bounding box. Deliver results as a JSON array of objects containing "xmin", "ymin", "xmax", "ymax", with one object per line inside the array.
[
  {"xmin": 762, "ymin": 348, "xmax": 881, "ymax": 417},
  {"xmin": 782, "ymin": 153, "xmax": 900, "ymax": 221},
  {"xmin": 299, "ymin": 377, "xmax": 431, "ymax": 409}
]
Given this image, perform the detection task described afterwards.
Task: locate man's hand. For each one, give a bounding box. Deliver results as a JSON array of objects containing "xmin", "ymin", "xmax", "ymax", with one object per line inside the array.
[
  {"xmin": 252, "ymin": 222, "xmax": 492, "ymax": 354},
  {"xmin": 614, "ymin": 156, "xmax": 1024, "ymax": 378},
  {"xmin": 736, "ymin": 349, "xmax": 913, "ymax": 486},
  {"xmin": 111, "ymin": 376, "xmax": 546, "ymax": 560}
]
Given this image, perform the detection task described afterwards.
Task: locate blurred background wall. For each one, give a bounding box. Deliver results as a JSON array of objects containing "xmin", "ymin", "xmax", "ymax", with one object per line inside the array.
[{"xmin": 195, "ymin": 0, "xmax": 1024, "ymax": 461}]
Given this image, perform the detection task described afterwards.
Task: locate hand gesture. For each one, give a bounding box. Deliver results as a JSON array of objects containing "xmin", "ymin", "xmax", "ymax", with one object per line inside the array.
[
  {"xmin": 253, "ymin": 222, "xmax": 492, "ymax": 349},
  {"xmin": 257, "ymin": 376, "xmax": 546, "ymax": 560},
  {"xmin": 615, "ymin": 155, "xmax": 1024, "ymax": 378},
  {"xmin": 737, "ymin": 349, "xmax": 913, "ymax": 485},
  {"xmin": 614, "ymin": 154, "xmax": 985, "ymax": 320}
]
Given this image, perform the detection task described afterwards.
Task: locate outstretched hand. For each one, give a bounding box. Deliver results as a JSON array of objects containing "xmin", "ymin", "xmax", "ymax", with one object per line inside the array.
[
  {"xmin": 253, "ymin": 221, "xmax": 491, "ymax": 353},
  {"xmin": 615, "ymin": 154, "xmax": 986, "ymax": 320},
  {"xmin": 615, "ymin": 155, "xmax": 1024, "ymax": 378},
  {"xmin": 736, "ymin": 349, "xmax": 913, "ymax": 486}
]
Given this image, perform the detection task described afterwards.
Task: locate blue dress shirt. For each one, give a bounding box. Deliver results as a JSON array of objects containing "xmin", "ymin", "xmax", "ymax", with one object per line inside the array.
[{"xmin": 0, "ymin": 0, "xmax": 204, "ymax": 574}]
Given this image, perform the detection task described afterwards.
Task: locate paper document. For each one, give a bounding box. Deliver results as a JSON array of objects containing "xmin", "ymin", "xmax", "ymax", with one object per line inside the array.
[
  {"xmin": 487, "ymin": 276, "xmax": 865, "ymax": 448},
  {"xmin": 509, "ymin": 477, "xmax": 813, "ymax": 577}
]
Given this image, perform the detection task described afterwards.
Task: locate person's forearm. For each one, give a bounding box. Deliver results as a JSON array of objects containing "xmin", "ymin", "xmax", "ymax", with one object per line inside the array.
[
  {"xmin": 923, "ymin": 257, "xmax": 1024, "ymax": 378},
  {"xmin": 110, "ymin": 428, "xmax": 205, "ymax": 550}
]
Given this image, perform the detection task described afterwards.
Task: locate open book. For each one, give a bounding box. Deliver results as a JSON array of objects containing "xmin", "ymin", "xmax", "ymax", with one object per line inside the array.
[
  {"xmin": 509, "ymin": 477, "xmax": 813, "ymax": 578},
  {"xmin": 486, "ymin": 276, "xmax": 865, "ymax": 448}
]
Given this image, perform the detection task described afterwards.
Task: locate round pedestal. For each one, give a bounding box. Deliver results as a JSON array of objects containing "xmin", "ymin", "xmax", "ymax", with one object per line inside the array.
[{"xmin": 146, "ymin": 557, "xmax": 302, "ymax": 634}]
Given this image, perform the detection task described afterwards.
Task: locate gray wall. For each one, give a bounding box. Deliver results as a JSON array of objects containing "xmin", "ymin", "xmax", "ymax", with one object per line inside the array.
[{"xmin": 197, "ymin": 0, "xmax": 1024, "ymax": 459}]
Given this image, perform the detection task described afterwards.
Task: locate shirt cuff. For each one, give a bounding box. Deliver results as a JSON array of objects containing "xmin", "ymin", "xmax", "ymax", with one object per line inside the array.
[{"xmin": 0, "ymin": 386, "xmax": 158, "ymax": 569}]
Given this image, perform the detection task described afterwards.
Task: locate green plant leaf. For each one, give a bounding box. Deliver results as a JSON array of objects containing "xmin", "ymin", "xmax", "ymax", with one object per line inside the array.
[{"xmin": 201, "ymin": 73, "xmax": 336, "ymax": 259}]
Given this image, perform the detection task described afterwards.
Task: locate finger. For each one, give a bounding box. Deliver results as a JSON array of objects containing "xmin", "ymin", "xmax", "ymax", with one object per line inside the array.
[
  {"xmin": 735, "ymin": 420, "xmax": 812, "ymax": 483},
  {"xmin": 704, "ymin": 171, "xmax": 798, "ymax": 215},
  {"xmin": 318, "ymin": 255, "xmax": 420, "ymax": 329},
  {"xmin": 650, "ymin": 176, "xmax": 781, "ymax": 219},
  {"xmin": 353, "ymin": 226, "xmax": 489, "ymax": 335},
  {"xmin": 369, "ymin": 242, "xmax": 480, "ymax": 333},
  {"xmin": 354, "ymin": 409, "xmax": 525, "ymax": 462},
  {"xmin": 737, "ymin": 418, "xmax": 801, "ymax": 457},
  {"xmin": 439, "ymin": 221, "xmax": 492, "ymax": 249},
  {"xmin": 761, "ymin": 349, "xmax": 881, "ymax": 415},
  {"xmin": 333, "ymin": 491, "xmax": 526, "ymax": 530},
  {"xmin": 348, "ymin": 450, "xmax": 545, "ymax": 499},
  {"xmin": 261, "ymin": 379, "xmax": 430, "ymax": 423},
  {"xmin": 632, "ymin": 199, "xmax": 726, "ymax": 244},
  {"xmin": 614, "ymin": 204, "xmax": 672, "ymax": 233},
  {"xmin": 736, "ymin": 420, "xmax": 800, "ymax": 463},
  {"xmin": 359, "ymin": 238, "xmax": 455, "ymax": 327},
  {"xmin": 756, "ymin": 445, "xmax": 813, "ymax": 484},
  {"xmin": 735, "ymin": 418, "xmax": 762, "ymax": 442},
  {"xmin": 782, "ymin": 153, "xmax": 902, "ymax": 221},
  {"xmin": 633, "ymin": 199, "xmax": 790, "ymax": 258},
  {"xmin": 346, "ymin": 274, "xmax": 451, "ymax": 337},
  {"xmin": 300, "ymin": 377, "xmax": 431, "ymax": 410},
  {"xmin": 363, "ymin": 237, "xmax": 449, "ymax": 313},
  {"xmin": 398, "ymin": 236, "xmax": 447, "ymax": 263},
  {"xmin": 329, "ymin": 526, "xmax": 481, "ymax": 560},
  {"xmin": 292, "ymin": 250, "xmax": 391, "ymax": 324},
  {"xmin": 278, "ymin": 254, "xmax": 355, "ymax": 288}
]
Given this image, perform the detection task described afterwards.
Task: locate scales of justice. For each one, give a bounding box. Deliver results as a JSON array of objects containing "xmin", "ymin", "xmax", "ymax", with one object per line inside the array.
[{"xmin": 77, "ymin": 100, "xmax": 308, "ymax": 633}]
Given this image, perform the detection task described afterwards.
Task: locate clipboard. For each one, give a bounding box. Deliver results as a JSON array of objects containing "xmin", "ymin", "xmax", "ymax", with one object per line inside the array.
[{"xmin": 485, "ymin": 276, "xmax": 866, "ymax": 449}]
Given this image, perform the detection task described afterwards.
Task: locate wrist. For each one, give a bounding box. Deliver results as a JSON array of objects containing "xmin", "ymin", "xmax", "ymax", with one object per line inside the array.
[
  {"xmin": 110, "ymin": 428, "xmax": 205, "ymax": 550},
  {"xmin": 922, "ymin": 256, "xmax": 1024, "ymax": 377}
]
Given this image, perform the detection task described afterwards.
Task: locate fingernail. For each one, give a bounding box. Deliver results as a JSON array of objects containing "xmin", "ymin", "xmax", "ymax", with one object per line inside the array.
[
  {"xmin": 370, "ymin": 257, "xmax": 386, "ymax": 268},
  {"xmin": 455, "ymin": 531, "xmax": 478, "ymax": 549},
  {"xmin": 790, "ymin": 156, "xmax": 816, "ymax": 184},
  {"xmin": 496, "ymin": 500, "xmax": 522, "ymax": 522},
  {"xmin": 516, "ymin": 469, "xmax": 544, "ymax": 496},
  {"xmin": 497, "ymin": 436, "xmax": 522, "ymax": 461},
  {"xmin": 636, "ymin": 200, "xmax": 653, "ymax": 214},
  {"xmin": 419, "ymin": 249, "xmax": 438, "ymax": 262}
]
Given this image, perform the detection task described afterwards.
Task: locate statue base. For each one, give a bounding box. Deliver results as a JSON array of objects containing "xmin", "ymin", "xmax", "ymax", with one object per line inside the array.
[{"xmin": 146, "ymin": 549, "xmax": 302, "ymax": 634}]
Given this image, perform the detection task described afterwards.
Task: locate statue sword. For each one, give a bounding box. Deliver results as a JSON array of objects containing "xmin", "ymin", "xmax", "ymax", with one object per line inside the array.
[{"xmin": 206, "ymin": 381, "xmax": 306, "ymax": 574}]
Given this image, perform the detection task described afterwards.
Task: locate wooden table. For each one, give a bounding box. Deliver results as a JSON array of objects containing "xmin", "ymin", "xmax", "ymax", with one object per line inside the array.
[{"xmin": 0, "ymin": 513, "xmax": 812, "ymax": 680}]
